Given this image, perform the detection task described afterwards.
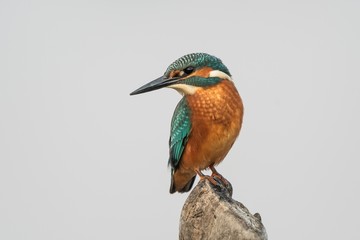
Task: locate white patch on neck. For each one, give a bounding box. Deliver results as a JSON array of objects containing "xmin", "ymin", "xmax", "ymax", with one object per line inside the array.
[
  {"xmin": 168, "ymin": 84, "xmax": 200, "ymax": 95},
  {"xmin": 209, "ymin": 70, "xmax": 232, "ymax": 81}
]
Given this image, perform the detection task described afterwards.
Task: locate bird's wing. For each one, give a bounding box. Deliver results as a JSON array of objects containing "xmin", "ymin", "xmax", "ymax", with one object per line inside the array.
[{"xmin": 168, "ymin": 98, "xmax": 191, "ymax": 169}]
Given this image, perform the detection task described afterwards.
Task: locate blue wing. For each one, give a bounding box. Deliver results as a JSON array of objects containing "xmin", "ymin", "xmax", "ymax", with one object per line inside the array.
[{"xmin": 168, "ymin": 98, "xmax": 191, "ymax": 170}]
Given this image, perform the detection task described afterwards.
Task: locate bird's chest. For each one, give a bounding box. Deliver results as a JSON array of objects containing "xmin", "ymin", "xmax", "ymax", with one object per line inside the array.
[
  {"xmin": 185, "ymin": 81, "xmax": 243, "ymax": 166},
  {"xmin": 187, "ymin": 82, "xmax": 242, "ymax": 131}
]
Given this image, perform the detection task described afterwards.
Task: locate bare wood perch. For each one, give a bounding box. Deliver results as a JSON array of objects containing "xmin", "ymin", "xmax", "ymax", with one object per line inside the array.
[{"xmin": 179, "ymin": 178, "xmax": 267, "ymax": 240}]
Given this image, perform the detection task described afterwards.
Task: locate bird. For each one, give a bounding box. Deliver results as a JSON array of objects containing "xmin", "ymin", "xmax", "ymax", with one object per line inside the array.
[{"xmin": 130, "ymin": 53, "xmax": 243, "ymax": 194}]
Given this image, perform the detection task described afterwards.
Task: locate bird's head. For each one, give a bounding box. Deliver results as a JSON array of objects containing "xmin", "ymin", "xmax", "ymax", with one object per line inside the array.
[{"xmin": 130, "ymin": 53, "xmax": 232, "ymax": 96}]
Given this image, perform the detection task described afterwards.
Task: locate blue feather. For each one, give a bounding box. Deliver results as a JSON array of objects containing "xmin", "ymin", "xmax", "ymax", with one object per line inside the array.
[{"xmin": 168, "ymin": 98, "xmax": 191, "ymax": 169}]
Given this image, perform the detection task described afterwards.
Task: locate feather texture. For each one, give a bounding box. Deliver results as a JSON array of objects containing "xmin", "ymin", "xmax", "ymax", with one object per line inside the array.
[{"xmin": 168, "ymin": 98, "xmax": 191, "ymax": 169}]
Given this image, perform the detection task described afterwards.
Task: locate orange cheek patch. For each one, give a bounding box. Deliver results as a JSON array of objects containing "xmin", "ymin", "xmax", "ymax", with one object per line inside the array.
[
  {"xmin": 171, "ymin": 67, "xmax": 214, "ymax": 82},
  {"xmin": 189, "ymin": 67, "xmax": 213, "ymax": 78}
]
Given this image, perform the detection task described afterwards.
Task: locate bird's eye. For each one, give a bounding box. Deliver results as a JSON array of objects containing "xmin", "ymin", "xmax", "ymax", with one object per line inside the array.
[{"xmin": 183, "ymin": 66, "xmax": 195, "ymax": 75}]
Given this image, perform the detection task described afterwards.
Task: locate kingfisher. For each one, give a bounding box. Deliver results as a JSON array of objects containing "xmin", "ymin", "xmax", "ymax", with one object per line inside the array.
[{"xmin": 130, "ymin": 53, "xmax": 243, "ymax": 194}]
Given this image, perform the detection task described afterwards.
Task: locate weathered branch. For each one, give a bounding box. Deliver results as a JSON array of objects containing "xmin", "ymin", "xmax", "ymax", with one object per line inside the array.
[{"xmin": 179, "ymin": 178, "xmax": 267, "ymax": 240}]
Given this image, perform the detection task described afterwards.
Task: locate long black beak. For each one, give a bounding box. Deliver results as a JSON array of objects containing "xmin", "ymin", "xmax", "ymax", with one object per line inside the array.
[{"xmin": 130, "ymin": 76, "xmax": 181, "ymax": 95}]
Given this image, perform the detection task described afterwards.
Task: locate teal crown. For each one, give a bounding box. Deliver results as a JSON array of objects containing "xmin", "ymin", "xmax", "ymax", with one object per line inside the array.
[{"xmin": 165, "ymin": 53, "xmax": 231, "ymax": 77}]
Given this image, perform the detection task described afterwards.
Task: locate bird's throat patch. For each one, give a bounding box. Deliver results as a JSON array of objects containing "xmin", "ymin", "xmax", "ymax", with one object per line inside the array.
[{"xmin": 169, "ymin": 84, "xmax": 200, "ymax": 95}]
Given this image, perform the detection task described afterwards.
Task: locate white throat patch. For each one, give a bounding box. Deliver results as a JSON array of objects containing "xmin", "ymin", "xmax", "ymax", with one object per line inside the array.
[
  {"xmin": 168, "ymin": 84, "xmax": 200, "ymax": 95},
  {"xmin": 209, "ymin": 70, "xmax": 232, "ymax": 81}
]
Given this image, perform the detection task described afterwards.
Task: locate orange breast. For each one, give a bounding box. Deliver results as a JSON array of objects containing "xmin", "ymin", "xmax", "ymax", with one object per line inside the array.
[{"xmin": 180, "ymin": 79, "xmax": 244, "ymax": 171}]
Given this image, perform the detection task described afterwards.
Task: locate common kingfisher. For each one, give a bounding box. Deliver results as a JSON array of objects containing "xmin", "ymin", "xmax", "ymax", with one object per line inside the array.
[{"xmin": 130, "ymin": 53, "xmax": 243, "ymax": 193}]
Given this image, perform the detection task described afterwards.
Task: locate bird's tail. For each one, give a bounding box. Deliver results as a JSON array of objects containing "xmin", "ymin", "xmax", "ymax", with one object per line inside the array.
[{"xmin": 169, "ymin": 171, "xmax": 196, "ymax": 194}]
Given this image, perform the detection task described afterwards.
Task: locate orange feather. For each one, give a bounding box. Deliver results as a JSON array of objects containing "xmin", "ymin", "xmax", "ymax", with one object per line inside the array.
[{"xmin": 172, "ymin": 79, "xmax": 243, "ymax": 192}]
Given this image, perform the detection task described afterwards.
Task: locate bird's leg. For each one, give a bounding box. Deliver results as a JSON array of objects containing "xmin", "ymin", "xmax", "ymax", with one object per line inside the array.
[
  {"xmin": 209, "ymin": 165, "xmax": 230, "ymax": 187},
  {"xmin": 195, "ymin": 169, "xmax": 218, "ymax": 186}
]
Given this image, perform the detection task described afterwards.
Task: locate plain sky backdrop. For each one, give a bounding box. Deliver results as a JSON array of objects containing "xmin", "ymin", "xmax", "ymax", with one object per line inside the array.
[{"xmin": 1, "ymin": 0, "xmax": 359, "ymax": 239}]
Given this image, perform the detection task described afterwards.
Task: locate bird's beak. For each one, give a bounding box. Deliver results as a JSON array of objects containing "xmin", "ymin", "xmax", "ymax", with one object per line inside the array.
[{"xmin": 130, "ymin": 76, "xmax": 181, "ymax": 95}]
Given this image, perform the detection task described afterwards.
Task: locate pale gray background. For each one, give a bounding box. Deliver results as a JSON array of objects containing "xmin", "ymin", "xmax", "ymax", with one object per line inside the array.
[{"xmin": 1, "ymin": 0, "xmax": 359, "ymax": 239}]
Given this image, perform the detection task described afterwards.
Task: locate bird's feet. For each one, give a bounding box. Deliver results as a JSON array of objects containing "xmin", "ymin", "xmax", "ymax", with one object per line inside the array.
[
  {"xmin": 195, "ymin": 168, "xmax": 233, "ymax": 196},
  {"xmin": 211, "ymin": 172, "xmax": 230, "ymax": 188},
  {"xmin": 202, "ymin": 175, "xmax": 220, "ymax": 186},
  {"xmin": 195, "ymin": 169, "xmax": 219, "ymax": 186},
  {"xmin": 209, "ymin": 165, "xmax": 231, "ymax": 189}
]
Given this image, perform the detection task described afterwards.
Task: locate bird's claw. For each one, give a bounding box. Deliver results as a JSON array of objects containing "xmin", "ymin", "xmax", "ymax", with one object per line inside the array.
[
  {"xmin": 200, "ymin": 175, "xmax": 219, "ymax": 186},
  {"xmin": 211, "ymin": 172, "xmax": 231, "ymax": 188}
]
